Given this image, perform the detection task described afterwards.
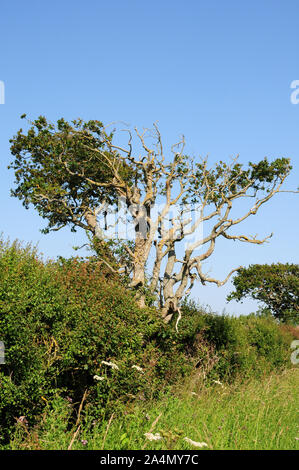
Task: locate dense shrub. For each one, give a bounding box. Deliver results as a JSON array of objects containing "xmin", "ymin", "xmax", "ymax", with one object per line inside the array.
[
  {"xmin": 0, "ymin": 239, "xmax": 192, "ymax": 443},
  {"xmin": 0, "ymin": 239, "xmax": 295, "ymax": 444},
  {"xmin": 179, "ymin": 299, "xmax": 294, "ymax": 381}
]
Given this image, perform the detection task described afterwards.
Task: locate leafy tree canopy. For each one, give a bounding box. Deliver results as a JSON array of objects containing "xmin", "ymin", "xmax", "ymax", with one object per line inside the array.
[
  {"xmin": 9, "ymin": 116, "xmax": 134, "ymax": 234},
  {"xmin": 227, "ymin": 263, "xmax": 299, "ymax": 323}
]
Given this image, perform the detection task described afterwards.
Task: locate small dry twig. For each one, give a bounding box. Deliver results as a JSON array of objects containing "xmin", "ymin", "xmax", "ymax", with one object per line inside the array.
[
  {"xmin": 142, "ymin": 412, "xmax": 162, "ymax": 450},
  {"xmin": 101, "ymin": 412, "xmax": 115, "ymax": 450},
  {"xmin": 68, "ymin": 425, "xmax": 81, "ymax": 450},
  {"xmin": 76, "ymin": 389, "xmax": 88, "ymax": 426}
]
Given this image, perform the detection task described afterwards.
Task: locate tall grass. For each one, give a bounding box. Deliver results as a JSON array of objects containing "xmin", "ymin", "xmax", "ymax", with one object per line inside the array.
[{"xmin": 9, "ymin": 367, "xmax": 299, "ymax": 450}]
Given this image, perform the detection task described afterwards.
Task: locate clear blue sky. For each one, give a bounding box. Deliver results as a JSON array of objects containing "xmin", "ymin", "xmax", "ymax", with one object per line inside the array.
[{"xmin": 0, "ymin": 0, "xmax": 298, "ymax": 315}]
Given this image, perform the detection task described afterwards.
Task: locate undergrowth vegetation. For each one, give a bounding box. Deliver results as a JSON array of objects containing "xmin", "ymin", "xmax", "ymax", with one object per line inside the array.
[
  {"xmin": 9, "ymin": 368, "xmax": 299, "ymax": 450},
  {"xmin": 0, "ymin": 237, "xmax": 297, "ymax": 449}
]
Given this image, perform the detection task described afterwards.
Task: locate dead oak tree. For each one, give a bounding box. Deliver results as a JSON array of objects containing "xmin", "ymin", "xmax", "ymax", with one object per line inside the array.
[{"xmin": 9, "ymin": 116, "xmax": 297, "ymax": 323}]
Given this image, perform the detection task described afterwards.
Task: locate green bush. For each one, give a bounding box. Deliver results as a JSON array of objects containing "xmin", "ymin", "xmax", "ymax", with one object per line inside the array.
[
  {"xmin": 179, "ymin": 299, "xmax": 294, "ymax": 381},
  {"xmin": 0, "ymin": 238, "xmax": 192, "ymax": 443},
  {"xmin": 0, "ymin": 239, "xmax": 295, "ymax": 445}
]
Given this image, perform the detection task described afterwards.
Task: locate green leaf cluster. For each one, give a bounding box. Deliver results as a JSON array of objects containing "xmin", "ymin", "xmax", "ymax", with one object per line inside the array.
[{"xmin": 227, "ymin": 263, "xmax": 299, "ymax": 323}]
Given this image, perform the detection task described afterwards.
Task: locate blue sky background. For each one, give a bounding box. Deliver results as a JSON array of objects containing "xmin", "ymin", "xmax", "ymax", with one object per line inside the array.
[{"xmin": 0, "ymin": 0, "xmax": 298, "ymax": 315}]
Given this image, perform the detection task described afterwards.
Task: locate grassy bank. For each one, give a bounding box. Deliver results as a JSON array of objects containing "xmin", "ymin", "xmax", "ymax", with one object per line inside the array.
[{"xmin": 10, "ymin": 367, "xmax": 299, "ymax": 450}]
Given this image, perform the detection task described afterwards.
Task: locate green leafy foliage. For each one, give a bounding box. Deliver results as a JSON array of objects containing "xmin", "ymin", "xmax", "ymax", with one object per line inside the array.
[
  {"xmin": 0, "ymin": 240, "xmax": 295, "ymax": 445},
  {"xmin": 227, "ymin": 263, "xmax": 299, "ymax": 323},
  {"xmin": 8, "ymin": 116, "xmax": 133, "ymax": 234},
  {"xmin": 0, "ymin": 238, "xmax": 191, "ymax": 443},
  {"xmin": 9, "ymin": 116, "xmax": 291, "ymax": 220},
  {"xmin": 179, "ymin": 299, "xmax": 294, "ymax": 380},
  {"xmin": 188, "ymin": 156, "xmax": 291, "ymax": 204}
]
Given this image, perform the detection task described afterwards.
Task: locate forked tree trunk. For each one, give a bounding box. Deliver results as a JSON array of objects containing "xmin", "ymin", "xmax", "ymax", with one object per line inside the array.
[{"xmin": 131, "ymin": 237, "xmax": 147, "ymax": 288}]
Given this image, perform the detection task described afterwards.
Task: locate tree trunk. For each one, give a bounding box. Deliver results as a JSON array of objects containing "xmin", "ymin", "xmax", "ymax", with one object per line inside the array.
[{"xmin": 130, "ymin": 238, "xmax": 146, "ymax": 288}]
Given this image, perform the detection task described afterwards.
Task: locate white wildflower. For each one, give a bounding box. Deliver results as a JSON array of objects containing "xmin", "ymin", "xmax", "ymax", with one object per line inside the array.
[
  {"xmin": 93, "ymin": 375, "xmax": 105, "ymax": 381},
  {"xmin": 101, "ymin": 360, "xmax": 119, "ymax": 370},
  {"xmin": 213, "ymin": 380, "xmax": 223, "ymax": 386},
  {"xmin": 144, "ymin": 432, "xmax": 162, "ymax": 441},
  {"xmin": 184, "ymin": 437, "xmax": 208, "ymax": 448},
  {"xmin": 132, "ymin": 365, "xmax": 144, "ymax": 373}
]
